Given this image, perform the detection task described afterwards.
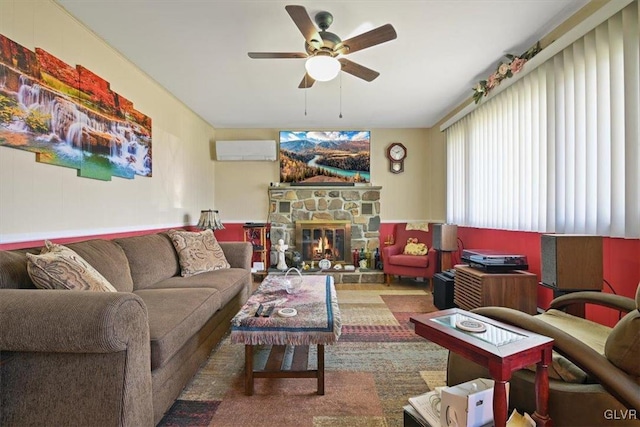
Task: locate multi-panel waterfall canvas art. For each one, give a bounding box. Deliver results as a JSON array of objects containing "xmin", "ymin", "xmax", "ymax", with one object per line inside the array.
[{"xmin": 0, "ymin": 33, "xmax": 152, "ymax": 181}]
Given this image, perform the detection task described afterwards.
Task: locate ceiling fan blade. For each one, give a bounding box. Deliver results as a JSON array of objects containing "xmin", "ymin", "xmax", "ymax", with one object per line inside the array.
[
  {"xmin": 285, "ymin": 5, "xmax": 322, "ymax": 49},
  {"xmin": 338, "ymin": 58, "xmax": 380, "ymax": 82},
  {"xmin": 248, "ymin": 52, "xmax": 308, "ymax": 59},
  {"xmin": 298, "ymin": 73, "xmax": 316, "ymax": 89},
  {"xmin": 339, "ymin": 23, "xmax": 397, "ymax": 55}
]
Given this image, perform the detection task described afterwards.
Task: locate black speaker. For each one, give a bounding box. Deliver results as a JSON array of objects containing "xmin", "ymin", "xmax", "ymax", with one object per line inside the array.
[
  {"xmin": 541, "ymin": 234, "xmax": 603, "ymax": 290},
  {"xmin": 433, "ymin": 272, "xmax": 456, "ymax": 309}
]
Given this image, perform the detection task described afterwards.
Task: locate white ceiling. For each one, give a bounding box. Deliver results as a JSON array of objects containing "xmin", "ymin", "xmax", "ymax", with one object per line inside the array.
[{"xmin": 55, "ymin": 0, "xmax": 588, "ymax": 129}]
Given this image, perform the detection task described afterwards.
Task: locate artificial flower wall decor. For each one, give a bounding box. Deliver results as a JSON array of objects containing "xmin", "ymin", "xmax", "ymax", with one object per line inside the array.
[{"xmin": 472, "ymin": 42, "xmax": 542, "ymax": 104}]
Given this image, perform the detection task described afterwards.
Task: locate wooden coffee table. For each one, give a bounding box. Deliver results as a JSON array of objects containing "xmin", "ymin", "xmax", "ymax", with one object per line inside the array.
[
  {"xmin": 230, "ymin": 274, "xmax": 341, "ymax": 395},
  {"xmin": 411, "ymin": 308, "xmax": 553, "ymax": 427}
]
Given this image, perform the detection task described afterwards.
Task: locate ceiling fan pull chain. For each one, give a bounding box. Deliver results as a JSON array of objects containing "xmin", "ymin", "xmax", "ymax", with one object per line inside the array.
[
  {"xmin": 339, "ymin": 72, "xmax": 343, "ymax": 119},
  {"xmin": 304, "ymin": 74, "xmax": 308, "ymax": 116}
]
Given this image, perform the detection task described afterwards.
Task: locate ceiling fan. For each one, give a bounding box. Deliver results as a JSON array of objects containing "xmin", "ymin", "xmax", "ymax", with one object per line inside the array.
[{"xmin": 248, "ymin": 5, "xmax": 397, "ymax": 88}]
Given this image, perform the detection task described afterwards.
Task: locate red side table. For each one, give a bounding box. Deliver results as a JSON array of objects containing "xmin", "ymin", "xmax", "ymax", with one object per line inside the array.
[{"xmin": 411, "ymin": 308, "xmax": 553, "ymax": 427}]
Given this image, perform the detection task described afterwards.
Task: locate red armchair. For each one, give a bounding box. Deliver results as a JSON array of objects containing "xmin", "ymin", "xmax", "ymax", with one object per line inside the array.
[{"xmin": 382, "ymin": 223, "xmax": 438, "ymax": 287}]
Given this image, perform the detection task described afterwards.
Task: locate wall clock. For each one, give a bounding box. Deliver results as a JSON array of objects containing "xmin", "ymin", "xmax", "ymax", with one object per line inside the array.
[{"xmin": 386, "ymin": 142, "xmax": 407, "ymax": 173}]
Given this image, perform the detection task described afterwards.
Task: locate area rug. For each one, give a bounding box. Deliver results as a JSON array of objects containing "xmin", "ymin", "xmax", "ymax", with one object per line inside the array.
[{"xmin": 158, "ymin": 287, "xmax": 448, "ymax": 427}]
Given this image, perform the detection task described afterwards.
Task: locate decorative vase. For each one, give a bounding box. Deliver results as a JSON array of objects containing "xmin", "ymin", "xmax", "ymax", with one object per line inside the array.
[
  {"xmin": 291, "ymin": 251, "xmax": 302, "ymax": 268},
  {"xmin": 283, "ymin": 268, "xmax": 303, "ymax": 294}
]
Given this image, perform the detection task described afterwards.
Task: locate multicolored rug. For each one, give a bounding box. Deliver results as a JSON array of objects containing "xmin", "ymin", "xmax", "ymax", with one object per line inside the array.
[{"xmin": 158, "ymin": 285, "xmax": 448, "ymax": 427}]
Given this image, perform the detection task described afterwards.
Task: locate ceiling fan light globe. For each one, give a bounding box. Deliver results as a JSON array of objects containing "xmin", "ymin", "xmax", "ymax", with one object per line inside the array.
[{"xmin": 305, "ymin": 55, "xmax": 340, "ymax": 82}]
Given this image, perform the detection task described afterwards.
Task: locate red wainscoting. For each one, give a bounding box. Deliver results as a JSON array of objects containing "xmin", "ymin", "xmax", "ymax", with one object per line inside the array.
[
  {"xmin": 377, "ymin": 223, "xmax": 639, "ymax": 327},
  {"xmin": 455, "ymin": 227, "xmax": 639, "ymax": 327},
  {"xmin": 213, "ymin": 224, "xmax": 247, "ymax": 242},
  {"xmin": 3, "ymin": 222, "xmax": 637, "ymax": 326}
]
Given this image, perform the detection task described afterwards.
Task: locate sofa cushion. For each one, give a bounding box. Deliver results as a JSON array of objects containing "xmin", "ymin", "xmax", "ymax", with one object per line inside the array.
[
  {"xmin": 167, "ymin": 229, "xmax": 230, "ymax": 277},
  {"xmin": 144, "ymin": 268, "xmax": 249, "ymax": 308},
  {"xmin": 0, "ymin": 249, "xmax": 39, "ymax": 289},
  {"xmin": 388, "ymin": 254, "xmax": 429, "ymax": 268},
  {"xmin": 539, "ymin": 309, "xmax": 611, "ymax": 352},
  {"xmin": 134, "ymin": 288, "xmax": 221, "ymax": 370},
  {"xmin": 393, "ymin": 223, "xmax": 431, "ymax": 250},
  {"xmin": 66, "ymin": 239, "xmax": 134, "ymax": 292},
  {"xmin": 605, "ymin": 309, "xmax": 640, "ymax": 377},
  {"xmin": 114, "ymin": 233, "xmax": 180, "ymax": 290},
  {"xmin": 534, "ymin": 309, "xmax": 612, "ymax": 383},
  {"xmin": 26, "ymin": 241, "xmax": 117, "ymax": 292}
]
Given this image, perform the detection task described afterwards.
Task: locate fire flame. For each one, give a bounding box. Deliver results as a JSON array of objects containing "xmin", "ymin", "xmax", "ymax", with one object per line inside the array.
[{"xmin": 314, "ymin": 237, "xmax": 334, "ymax": 260}]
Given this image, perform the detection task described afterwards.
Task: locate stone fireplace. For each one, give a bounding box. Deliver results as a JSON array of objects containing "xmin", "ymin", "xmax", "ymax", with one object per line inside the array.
[{"xmin": 268, "ymin": 186, "xmax": 382, "ymax": 266}]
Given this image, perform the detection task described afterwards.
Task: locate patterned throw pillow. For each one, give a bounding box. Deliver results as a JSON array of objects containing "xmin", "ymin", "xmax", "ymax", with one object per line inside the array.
[
  {"xmin": 167, "ymin": 229, "xmax": 230, "ymax": 277},
  {"xmin": 26, "ymin": 241, "xmax": 117, "ymax": 292},
  {"xmin": 405, "ymin": 222, "xmax": 429, "ymax": 232},
  {"xmin": 403, "ymin": 238, "xmax": 428, "ymax": 256}
]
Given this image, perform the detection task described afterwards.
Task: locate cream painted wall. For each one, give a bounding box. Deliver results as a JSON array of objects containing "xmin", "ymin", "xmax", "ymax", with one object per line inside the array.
[
  {"xmin": 213, "ymin": 128, "xmax": 447, "ymax": 223},
  {"xmin": 426, "ymin": 126, "xmax": 447, "ymax": 221},
  {"xmin": 0, "ymin": 0, "xmax": 217, "ymax": 243}
]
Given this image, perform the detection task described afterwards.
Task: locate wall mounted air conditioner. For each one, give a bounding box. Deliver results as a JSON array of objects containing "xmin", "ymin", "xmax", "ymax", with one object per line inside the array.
[{"xmin": 215, "ymin": 140, "xmax": 277, "ymax": 161}]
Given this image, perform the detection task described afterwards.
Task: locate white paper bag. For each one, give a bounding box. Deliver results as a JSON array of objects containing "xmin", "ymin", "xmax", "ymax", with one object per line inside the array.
[{"xmin": 440, "ymin": 378, "xmax": 505, "ymax": 427}]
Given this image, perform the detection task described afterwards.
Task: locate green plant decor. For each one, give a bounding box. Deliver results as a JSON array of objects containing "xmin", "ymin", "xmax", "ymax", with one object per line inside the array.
[{"xmin": 472, "ymin": 42, "xmax": 542, "ymax": 104}]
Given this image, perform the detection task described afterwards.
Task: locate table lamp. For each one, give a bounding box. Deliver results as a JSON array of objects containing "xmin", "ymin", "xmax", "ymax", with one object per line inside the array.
[{"xmin": 196, "ymin": 209, "xmax": 225, "ymax": 231}]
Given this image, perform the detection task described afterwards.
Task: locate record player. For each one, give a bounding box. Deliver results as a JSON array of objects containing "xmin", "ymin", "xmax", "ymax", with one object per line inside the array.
[{"xmin": 461, "ymin": 249, "xmax": 528, "ymax": 273}]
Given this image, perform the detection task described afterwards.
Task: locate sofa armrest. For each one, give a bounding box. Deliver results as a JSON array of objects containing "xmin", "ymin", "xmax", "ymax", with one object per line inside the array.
[
  {"xmin": 472, "ymin": 306, "xmax": 640, "ymax": 412},
  {"xmin": 0, "ymin": 290, "xmax": 148, "ymax": 352},
  {"xmin": 0, "ymin": 289, "xmax": 154, "ymax": 426},
  {"xmin": 382, "ymin": 243, "xmax": 403, "ymax": 259},
  {"xmin": 549, "ymin": 291, "xmax": 636, "ymax": 314},
  {"xmin": 426, "ymin": 248, "xmax": 438, "ymax": 273},
  {"xmin": 219, "ymin": 241, "xmax": 252, "ymax": 270},
  {"xmin": 427, "ymin": 247, "xmax": 437, "ymax": 264}
]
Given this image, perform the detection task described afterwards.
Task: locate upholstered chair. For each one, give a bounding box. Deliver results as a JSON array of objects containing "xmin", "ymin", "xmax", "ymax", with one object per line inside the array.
[
  {"xmin": 382, "ymin": 223, "xmax": 438, "ymax": 287},
  {"xmin": 447, "ymin": 283, "xmax": 640, "ymax": 427}
]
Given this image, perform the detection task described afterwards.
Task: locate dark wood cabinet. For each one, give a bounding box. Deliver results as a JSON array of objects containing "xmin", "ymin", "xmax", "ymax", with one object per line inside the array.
[{"xmin": 453, "ymin": 265, "xmax": 538, "ymax": 314}]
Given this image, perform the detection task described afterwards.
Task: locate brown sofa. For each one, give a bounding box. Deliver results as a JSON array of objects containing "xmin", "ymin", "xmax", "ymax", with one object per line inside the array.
[{"xmin": 0, "ymin": 232, "xmax": 252, "ymax": 426}]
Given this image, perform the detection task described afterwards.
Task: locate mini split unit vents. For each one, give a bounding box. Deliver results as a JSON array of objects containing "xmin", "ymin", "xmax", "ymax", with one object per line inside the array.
[{"xmin": 215, "ymin": 140, "xmax": 277, "ymax": 161}]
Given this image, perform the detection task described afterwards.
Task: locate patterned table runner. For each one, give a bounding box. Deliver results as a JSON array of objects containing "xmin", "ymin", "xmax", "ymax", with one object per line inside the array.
[{"xmin": 230, "ymin": 275, "xmax": 341, "ymax": 346}]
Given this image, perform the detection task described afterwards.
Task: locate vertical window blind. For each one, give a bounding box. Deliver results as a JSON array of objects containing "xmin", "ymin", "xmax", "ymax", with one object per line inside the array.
[{"xmin": 446, "ymin": 1, "xmax": 639, "ymax": 238}]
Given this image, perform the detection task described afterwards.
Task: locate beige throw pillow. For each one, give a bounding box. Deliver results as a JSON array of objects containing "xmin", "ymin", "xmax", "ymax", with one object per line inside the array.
[
  {"xmin": 168, "ymin": 229, "xmax": 230, "ymax": 277},
  {"xmin": 405, "ymin": 222, "xmax": 429, "ymax": 232},
  {"xmin": 26, "ymin": 240, "xmax": 117, "ymax": 292}
]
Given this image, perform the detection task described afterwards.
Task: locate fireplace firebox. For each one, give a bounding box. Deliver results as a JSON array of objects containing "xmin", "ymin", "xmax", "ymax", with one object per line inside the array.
[{"xmin": 295, "ymin": 220, "xmax": 351, "ymax": 263}]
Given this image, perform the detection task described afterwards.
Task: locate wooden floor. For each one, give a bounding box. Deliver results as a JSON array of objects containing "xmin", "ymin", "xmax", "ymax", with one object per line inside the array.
[
  {"xmin": 252, "ymin": 275, "xmax": 431, "ymax": 292},
  {"xmin": 336, "ymin": 281, "xmax": 429, "ymax": 291}
]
